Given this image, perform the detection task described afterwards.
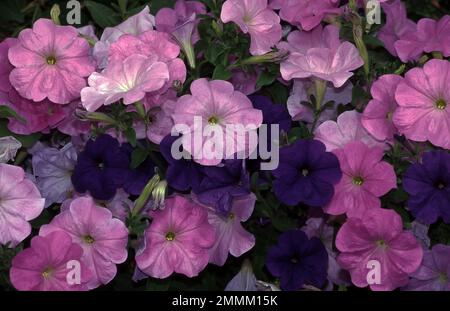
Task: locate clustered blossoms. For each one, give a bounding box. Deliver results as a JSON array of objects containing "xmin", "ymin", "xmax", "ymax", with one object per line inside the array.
[{"xmin": 0, "ymin": 0, "xmax": 449, "ymax": 292}]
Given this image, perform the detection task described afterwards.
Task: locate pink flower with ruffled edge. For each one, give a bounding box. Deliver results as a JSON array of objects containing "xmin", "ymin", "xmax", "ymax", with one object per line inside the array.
[
  {"xmin": 0, "ymin": 38, "xmax": 17, "ymax": 93},
  {"xmin": 377, "ymin": 0, "xmax": 416, "ymax": 57},
  {"xmin": 10, "ymin": 231, "xmax": 93, "ymax": 291},
  {"xmin": 221, "ymin": 0, "xmax": 282, "ymax": 56},
  {"xmin": 275, "ymin": 0, "xmax": 341, "ymax": 31},
  {"xmin": 315, "ymin": 110, "xmax": 387, "ymax": 151},
  {"xmin": 324, "ymin": 141, "xmax": 397, "ymax": 218},
  {"xmin": 362, "ymin": 74, "xmax": 403, "ymax": 141},
  {"xmin": 279, "ymin": 25, "xmax": 363, "ymax": 88},
  {"xmin": 395, "ymin": 15, "xmax": 450, "ymax": 62},
  {"xmin": 8, "ymin": 19, "xmax": 95, "ymax": 104},
  {"xmin": 393, "ymin": 59, "xmax": 450, "ymax": 149},
  {"xmin": 172, "ymin": 78, "xmax": 263, "ymax": 166},
  {"xmin": 81, "ymin": 54, "xmax": 169, "ymax": 112},
  {"xmin": 0, "ymin": 164, "xmax": 44, "ymax": 247},
  {"xmin": 336, "ymin": 208, "xmax": 423, "ymax": 291},
  {"xmin": 135, "ymin": 195, "xmax": 215, "ymax": 278},
  {"xmin": 39, "ymin": 196, "xmax": 129, "ymax": 289},
  {"xmin": 205, "ymin": 193, "xmax": 256, "ymax": 266},
  {"xmin": 93, "ymin": 6, "xmax": 155, "ymax": 69}
]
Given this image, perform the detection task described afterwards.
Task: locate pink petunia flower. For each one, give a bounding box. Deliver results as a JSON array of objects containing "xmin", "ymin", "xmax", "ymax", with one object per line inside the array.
[
  {"xmin": 395, "ymin": 15, "xmax": 450, "ymax": 62},
  {"xmin": 377, "ymin": 0, "xmax": 416, "ymax": 57},
  {"xmin": 324, "ymin": 141, "xmax": 397, "ymax": 218},
  {"xmin": 146, "ymin": 98, "xmax": 177, "ymax": 144},
  {"xmin": 81, "ymin": 54, "xmax": 169, "ymax": 112},
  {"xmin": 0, "ymin": 164, "xmax": 45, "ymax": 247},
  {"xmin": 205, "ymin": 193, "xmax": 256, "ymax": 266},
  {"xmin": 279, "ymin": 25, "xmax": 364, "ymax": 88},
  {"xmin": 39, "ymin": 196, "xmax": 129, "ymax": 289},
  {"xmin": 221, "ymin": 0, "xmax": 282, "ymax": 56},
  {"xmin": 8, "ymin": 19, "xmax": 95, "ymax": 104},
  {"xmin": 315, "ymin": 110, "xmax": 387, "ymax": 151},
  {"xmin": 93, "ymin": 6, "xmax": 155, "ymax": 69},
  {"xmin": 135, "ymin": 195, "xmax": 216, "ymax": 278},
  {"xmin": 362, "ymin": 74, "xmax": 403, "ymax": 141},
  {"xmin": 393, "ymin": 59, "xmax": 450, "ymax": 149},
  {"xmin": 10, "ymin": 231, "xmax": 93, "ymax": 291},
  {"xmin": 55, "ymin": 101, "xmax": 91, "ymax": 136},
  {"xmin": 172, "ymin": 78, "xmax": 263, "ymax": 166},
  {"xmin": 336, "ymin": 208, "xmax": 423, "ymax": 291},
  {"xmin": 0, "ymin": 38, "xmax": 17, "ymax": 93},
  {"xmin": 275, "ymin": 0, "xmax": 341, "ymax": 31}
]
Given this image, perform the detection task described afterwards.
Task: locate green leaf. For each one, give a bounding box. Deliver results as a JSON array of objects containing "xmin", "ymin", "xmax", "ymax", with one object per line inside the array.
[
  {"xmin": 212, "ymin": 64, "xmax": 232, "ymax": 80},
  {"xmin": 130, "ymin": 148, "xmax": 149, "ymax": 169},
  {"xmin": 85, "ymin": 1, "xmax": 121, "ymax": 28},
  {"xmin": 123, "ymin": 127, "xmax": 137, "ymax": 147},
  {"xmin": 118, "ymin": 0, "xmax": 127, "ymax": 15},
  {"xmin": 149, "ymin": 0, "xmax": 175, "ymax": 14},
  {"xmin": 256, "ymin": 71, "xmax": 277, "ymax": 89},
  {"xmin": 0, "ymin": 120, "xmax": 41, "ymax": 148},
  {"xmin": 0, "ymin": 105, "xmax": 26, "ymax": 123}
]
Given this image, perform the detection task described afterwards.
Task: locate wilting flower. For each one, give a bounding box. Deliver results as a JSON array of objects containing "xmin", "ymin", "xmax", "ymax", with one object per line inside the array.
[
  {"xmin": 0, "ymin": 38, "xmax": 17, "ymax": 93},
  {"xmin": 324, "ymin": 141, "xmax": 397, "ymax": 218},
  {"xmin": 272, "ymin": 139, "xmax": 342, "ymax": 207},
  {"xmin": 377, "ymin": 0, "xmax": 416, "ymax": 57},
  {"xmin": 8, "ymin": 19, "xmax": 95, "ymax": 104},
  {"xmin": 205, "ymin": 193, "xmax": 256, "ymax": 266},
  {"xmin": 39, "ymin": 196, "xmax": 129, "ymax": 289},
  {"xmin": 221, "ymin": 0, "xmax": 282, "ymax": 55},
  {"xmin": 315, "ymin": 110, "xmax": 387, "ymax": 151},
  {"xmin": 266, "ymin": 229, "xmax": 328, "ymax": 291},
  {"xmin": 93, "ymin": 6, "xmax": 155, "ymax": 68},
  {"xmin": 395, "ymin": 15, "xmax": 450, "ymax": 62},
  {"xmin": 393, "ymin": 59, "xmax": 450, "ymax": 149},
  {"xmin": 10, "ymin": 231, "xmax": 93, "ymax": 291},
  {"xmin": 362, "ymin": 74, "xmax": 403, "ymax": 141},
  {"xmin": 81, "ymin": 54, "xmax": 169, "ymax": 112},
  {"xmin": 0, "ymin": 163, "xmax": 45, "ymax": 246},
  {"xmin": 32, "ymin": 143, "xmax": 77, "ymax": 207},
  {"xmin": 280, "ymin": 25, "xmax": 364, "ymax": 88},
  {"xmin": 336, "ymin": 208, "xmax": 423, "ymax": 291},
  {"xmin": 0, "ymin": 136, "xmax": 21, "ymax": 163},
  {"xmin": 172, "ymin": 78, "xmax": 263, "ymax": 166},
  {"xmin": 403, "ymin": 244, "xmax": 450, "ymax": 291},
  {"xmin": 135, "ymin": 195, "xmax": 215, "ymax": 278},
  {"xmin": 403, "ymin": 151, "xmax": 450, "ymax": 225}
]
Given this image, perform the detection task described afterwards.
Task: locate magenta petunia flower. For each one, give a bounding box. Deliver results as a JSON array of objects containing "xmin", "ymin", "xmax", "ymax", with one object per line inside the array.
[
  {"xmin": 315, "ymin": 110, "xmax": 387, "ymax": 152},
  {"xmin": 221, "ymin": 0, "xmax": 282, "ymax": 56},
  {"xmin": 135, "ymin": 195, "xmax": 216, "ymax": 278},
  {"xmin": 336, "ymin": 208, "xmax": 423, "ymax": 291},
  {"xmin": 362, "ymin": 74, "xmax": 403, "ymax": 141},
  {"xmin": 205, "ymin": 193, "xmax": 256, "ymax": 266},
  {"xmin": 81, "ymin": 54, "xmax": 169, "ymax": 112},
  {"xmin": 0, "ymin": 38, "xmax": 17, "ymax": 93},
  {"xmin": 0, "ymin": 163, "xmax": 45, "ymax": 247},
  {"xmin": 395, "ymin": 15, "xmax": 450, "ymax": 62},
  {"xmin": 279, "ymin": 25, "xmax": 364, "ymax": 88},
  {"xmin": 8, "ymin": 19, "xmax": 95, "ymax": 104},
  {"xmin": 324, "ymin": 141, "xmax": 397, "ymax": 218},
  {"xmin": 377, "ymin": 0, "xmax": 416, "ymax": 57},
  {"xmin": 393, "ymin": 59, "xmax": 450, "ymax": 149},
  {"xmin": 172, "ymin": 78, "xmax": 263, "ymax": 166},
  {"xmin": 10, "ymin": 231, "xmax": 93, "ymax": 291},
  {"xmin": 275, "ymin": 0, "xmax": 341, "ymax": 31},
  {"xmin": 39, "ymin": 197, "xmax": 129, "ymax": 289}
]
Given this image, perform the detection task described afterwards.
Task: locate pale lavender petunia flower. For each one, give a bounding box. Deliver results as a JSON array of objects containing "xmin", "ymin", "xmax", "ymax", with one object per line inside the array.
[{"xmin": 0, "ymin": 136, "xmax": 21, "ymax": 163}]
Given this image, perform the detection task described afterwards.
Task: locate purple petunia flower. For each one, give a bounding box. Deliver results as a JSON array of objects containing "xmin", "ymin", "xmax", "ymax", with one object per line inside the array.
[
  {"xmin": 272, "ymin": 139, "xmax": 342, "ymax": 207},
  {"xmin": 266, "ymin": 229, "xmax": 328, "ymax": 291},
  {"xmin": 403, "ymin": 151, "xmax": 450, "ymax": 225}
]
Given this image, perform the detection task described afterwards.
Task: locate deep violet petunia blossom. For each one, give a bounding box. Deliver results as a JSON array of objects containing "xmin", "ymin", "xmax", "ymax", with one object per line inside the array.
[
  {"xmin": 393, "ymin": 59, "xmax": 450, "ymax": 149},
  {"xmin": 135, "ymin": 195, "xmax": 216, "ymax": 278},
  {"xmin": 362, "ymin": 74, "xmax": 403, "ymax": 141},
  {"xmin": 8, "ymin": 19, "xmax": 95, "ymax": 104},
  {"xmin": 272, "ymin": 139, "xmax": 342, "ymax": 207},
  {"xmin": 0, "ymin": 163, "xmax": 45, "ymax": 247},
  {"xmin": 266, "ymin": 229, "xmax": 328, "ymax": 291},
  {"xmin": 221, "ymin": 0, "xmax": 282, "ymax": 56},
  {"xmin": 403, "ymin": 151, "xmax": 450, "ymax": 225},
  {"xmin": 39, "ymin": 196, "xmax": 129, "ymax": 289},
  {"xmin": 336, "ymin": 208, "xmax": 423, "ymax": 291},
  {"xmin": 10, "ymin": 231, "xmax": 93, "ymax": 291},
  {"xmin": 403, "ymin": 244, "xmax": 450, "ymax": 291},
  {"xmin": 324, "ymin": 141, "xmax": 397, "ymax": 218}
]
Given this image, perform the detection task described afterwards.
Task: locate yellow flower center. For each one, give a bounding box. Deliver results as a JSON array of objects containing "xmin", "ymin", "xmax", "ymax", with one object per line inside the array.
[
  {"xmin": 165, "ymin": 231, "xmax": 176, "ymax": 241},
  {"xmin": 46, "ymin": 56, "xmax": 57, "ymax": 65},
  {"xmin": 208, "ymin": 116, "xmax": 219, "ymax": 125},
  {"xmin": 352, "ymin": 176, "xmax": 364, "ymax": 186},
  {"xmin": 436, "ymin": 99, "xmax": 447, "ymax": 110},
  {"xmin": 228, "ymin": 213, "xmax": 235, "ymax": 220},
  {"xmin": 83, "ymin": 235, "xmax": 95, "ymax": 244},
  {"xmin": 42, "ymin": 267, "xmax": 53, "ymax": 279}
]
